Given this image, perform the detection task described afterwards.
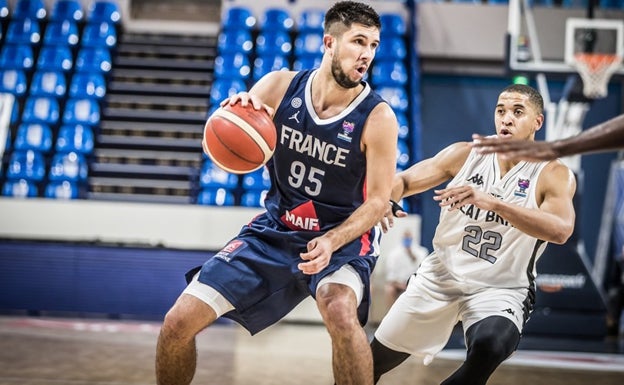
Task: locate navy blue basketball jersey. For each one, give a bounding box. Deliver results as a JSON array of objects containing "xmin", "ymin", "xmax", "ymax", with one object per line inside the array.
[{"xmin": 264, "ymin": 69, "xmax": 386, "ymax": 232}]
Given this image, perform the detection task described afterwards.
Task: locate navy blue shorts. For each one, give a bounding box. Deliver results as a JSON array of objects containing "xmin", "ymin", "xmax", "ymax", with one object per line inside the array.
[{"xmin": 186, "ymin": 212, "xmax": 380, "ymax": 335}]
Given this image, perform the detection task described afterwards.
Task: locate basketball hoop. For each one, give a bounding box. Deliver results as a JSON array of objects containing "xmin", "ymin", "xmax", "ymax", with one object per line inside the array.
[{"xmin": 572, "ymin": 53, "xmax": 622, "ymax": 99}]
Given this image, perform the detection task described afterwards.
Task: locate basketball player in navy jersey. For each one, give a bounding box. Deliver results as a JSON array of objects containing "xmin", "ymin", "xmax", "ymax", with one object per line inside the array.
[
  {"xmin": 155, "ymin": 2, "xmax": 398, "ymax": 385},
  {"xmin": 371, "ymin": 84, "xmax": 577, "ymax": 385}
]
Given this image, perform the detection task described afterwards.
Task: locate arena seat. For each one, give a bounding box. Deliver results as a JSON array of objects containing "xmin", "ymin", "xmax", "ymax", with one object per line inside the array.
[
  {"xmin": 293, "ymin": 55, "xmax": 322, "ymax": 71},
  {"xmin": 75, "ymin": 47, "xmax": 112, "ymax": 74},
  {"xmin": 0, "ymin": 44, "xmax": 34, "ymax": 71},
  {"xmin": 81, "ymin": 21, "xmax": 117, "ymax": 48},
  {"xmin": 44, "ymin": 180, "xmax": 79, "ymax": 199},
  {"xmin": 37, "ymin": 45, "xmax": 73, "ymax": 73},
  {"xmin": 256, "ymin": 30, "xmax": 292, "ymax": 57},
  {"xmin": 87, "ymin": 0, "xmax": 121, "ymax": 25},
  {"xmin": 377, "ymin": 36, "xmax": 407, "ymax": 60},
  {"xmin": 379, "ymin": 13, "xmax": 405, "ymax": 36},
  {"xmin": 209, "ymin": 78, "xmax": 246, "ymax": 106},
  {"xmin": 43, "ymin": 20, "xmax": 80, "ymax": 47},
  {"xmin": 55, "ymin": 124, "xmax": 94, "ymax": 154},
  {"xmin": 261, "ymin": 8, "xmax": 294, "ymax": 32},
  {"xmin": 0, "ymin": 69, "xmax": 28, "ymax": 97},
  {"xmin": 253, "ymin": 54, "xmax": 289, "ymax": 81},
  {"xmin": 294, "ymin": 31, "xmax": 324, "ymax": 58},
  {"xmin": 221, "ymin": 6, "xmax": 256, "ymax": 31},
  {"xmin": 199, "ymin": 160, "xmax": 238, "ymax": 189},
  {"xmin": 21, "ymin": 96, "xmax": 60, "ymax": 125},
  {"xmin": 197, "ymin": 188, "xmax": 235, "ymax": 206},
  {"xmin": 242, "ymin": 167, "xmax": 271, "ymax": 191},
  {"xmin": 240, "ymin": 190, "xmax": 267, "ymax": 208},
  {"xmin": 217, "ymin": 29, "xmax": 253, "ymax": 54},
  {"xmin": 397, "ymin": 139, "xmax": 410, "ymax": 169},
  {"xmin": 69, "ymin": 72, "xmax": 106, "ymax": 99},
  {"xmin": 2, "ymin": 179, "xmax": 38, "ymax": 197},
  {"xmin": 6, "ymin": 149, "xmax": 46, "ymax": 181},
  {"xmin": 372, "ymin": 60, "xmax": 408, "ymax": 87},
  {"xmin": 376, "ymin": 86, "xmax": 409, "ymax": 112},
  {"xmin": 48, "ymin": 151, "xmax": 88, "ymax": 182},
  {"xmin": 297, "ymin": 8, "xmax": 325, "ymax": 32},
  {"xmin": 214, "ymin": 53, "xmax": 251, "ymax": 80},
  {"xmin": 62, "ymin": 98, "xmax": 100, "ymax": 126},
  {"xmin": 13, "ymin": 123, "xmax": 53, "ymax": 153},
  {"xmin": 50, "ymin": 0, "xmax": 84, "ymax": 23},
  {"xmin": 29, "ymin": 70, "xmax": 67, "ymax": 98},
  {"xmin": 12, "ymin": 0, "xmax": 46, "ymax": 21},
  {"xmin": 6, "ymin": 18, "xmax": 41, "ymax": 45},
  {"xmin": 395, "ymin": 111, "xmax": 410, "ymax": 140},
  {"xmin": 0, "ymin": 0, "xmax": 8, "ymax": 20}
]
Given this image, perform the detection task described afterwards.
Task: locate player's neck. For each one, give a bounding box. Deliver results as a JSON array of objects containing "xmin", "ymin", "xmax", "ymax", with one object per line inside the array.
[{"xmin": 311, "ymin": 70, "xmax": 364, "ymax": 118}]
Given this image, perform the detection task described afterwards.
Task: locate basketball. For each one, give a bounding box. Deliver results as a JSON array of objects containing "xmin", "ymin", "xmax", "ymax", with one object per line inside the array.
[{"xmin": 203, "ymin": 103, "xmax": 277, "ymax": 174}]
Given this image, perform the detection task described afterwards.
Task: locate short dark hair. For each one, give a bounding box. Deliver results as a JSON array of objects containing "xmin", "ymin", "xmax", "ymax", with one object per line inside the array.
[
  {"xmin": 501, "ymin": 84, "xmax": 544, "ymax": 115},
  {"xmin": 324, "ymin": 1, "xmax": 381, "ymax": 36}
]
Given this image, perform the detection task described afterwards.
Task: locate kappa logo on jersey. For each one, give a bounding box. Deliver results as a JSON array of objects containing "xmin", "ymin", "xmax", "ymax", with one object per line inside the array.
[
  {"xmin": 289, "ymin": 110, "xmax": 301, "ymax": 124},
  {"xmin": 337, "ymin": 120, "xmax": 355, "ymax": 143},
  {"xmin": 502, "ymin": 308, "xmax": 516, "ymax": 316},
  {"xmin": 215, "ymin": 240, "xmax": 244, "ymax": 262},
  {"xmin": 281, "ymin": 201, "xmax": 320, "ymax": 230},
  {"xmin": 514, "ymin": 178, "xmax": 530, "ymax": 197},
  {"xmin": 466, "ymin": 173, "xmax": 484, "ymax": 186}
]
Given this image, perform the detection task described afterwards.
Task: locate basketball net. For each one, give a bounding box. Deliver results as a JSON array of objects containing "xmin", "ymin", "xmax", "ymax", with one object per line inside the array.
[{"xmin": 572, "ymin": 53, "xmax": 623, "ymax": 99}]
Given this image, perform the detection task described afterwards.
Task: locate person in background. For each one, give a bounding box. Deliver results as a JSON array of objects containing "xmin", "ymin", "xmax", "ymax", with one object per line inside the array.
[{"xmin": 606, "ymin": 245, "xmax": 624, "ymax": 338}]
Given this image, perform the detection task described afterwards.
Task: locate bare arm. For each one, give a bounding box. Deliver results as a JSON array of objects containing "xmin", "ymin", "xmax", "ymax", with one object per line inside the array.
[
  {"xmin": 298, "ymin": 103, "xmax": 399, "ymax": 274},
  {"xmin": 472, "ymin": 113, "xmax": 624, "ymax": 161}
]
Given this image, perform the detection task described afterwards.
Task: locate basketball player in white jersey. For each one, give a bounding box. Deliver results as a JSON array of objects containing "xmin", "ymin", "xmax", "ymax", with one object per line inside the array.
[{"xmin": 371, "ymin": 84, "xmax": 577, "ymax": 385}]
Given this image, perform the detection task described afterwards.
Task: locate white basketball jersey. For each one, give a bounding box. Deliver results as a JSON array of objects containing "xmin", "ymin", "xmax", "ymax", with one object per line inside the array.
[{"xmin": 431, "ymin": 148, "xmax": 549, "ymax": 289}]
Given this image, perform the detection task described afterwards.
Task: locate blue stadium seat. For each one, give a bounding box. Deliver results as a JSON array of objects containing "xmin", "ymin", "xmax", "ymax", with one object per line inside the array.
[
  {"xmin": 200, "ymin": 160, "xmax": 238, "ymax": 189},
  {"xmin": 242, "ymin": 167, "xmax": 271, "ymax": 190},
  {"xmin": 87, "ymin": 0, "xmax": 121, "ymax": 24},
  {"xmin": 214, "ymin": 53, "xmax": 251, "ymax": 80},
  {"xmin": 294, "ymin": 31, "xmax": 324, "ymax": 58},
  {"xmin": 75, "ymin": 47, "xmax": 112, "ymax": 74},
  {"xmin": 62, "ymin": 98, "xmax": 100, "ymax": 125},
  {"xmin": 14, "ymin": 123, "xmax": 53, "ymax": 152},
  {"xmin": 217, "ymin": 29, "xmax": 253, "ymax": 54},
  {"xmin": 50, "ymin": 0, "xmax": 84, "ymax": 23},
  {"xmin": 2, "ymin": 179, "xmax": 38, "ymax": 198},
  {"xmin": 45, "ymin": 180, "xmax": 79, "ymax": 199},
  {"xmin": 376, "ymin": 86, "xmax": 409, "ymax": 112},
  {"xmin": 0, "ymin": 0, "xmax": 8, "ymax": 20},
  {"xmin": 3, "ymin": 127, "xmax": 10, "ymax": 152},
  {"xmin": 81, "ymin": 21, "xmax": 117, "ymax": 48},
  {"xmin": 380, "ymin": 13, "xmax": 405, "ymax": 36},
  {"xmin": 43, "ymin": 20, "xmax": 80, "ymax": 47},
  {"xmin": 48, "ymin": 151, "xmax": 88, "ymax": 182},
  {"xmin": 293, "ymin": 55, "xmax": 322, "ymax": 71},
  {"xmin": 6, "ymin": 18, "xmax": 41, "ymax": 45},
  {"xmin": 395, "ymin": 111, "xmax": 409, "ymax": 140},
  {"xmin": 298, "ymin": 8, "xmax": 325, "ymax": 32},
  {"xmin": 221, "ymin": 6, "xmax": 256, "ymax": 31},
  {"xmin": 209, "ymin": 78, "xmax": 246, "ymax": 106},
  {"xmin": 253, "ymin": 54, "xmax": 289, "ymax": 81},
  {"xmin": 21, "ymin": 96, "xmax": 60, "ymax": 125},
  {"xmin": 261, "ymin": 8, "xmax": 294, "ymax": 32},
  {"xmin": 256, "ymin": 30, "xmax": 292, "ymax": 56},
  {"xmin": 69, "ymin": 72, "xmax": 106, "ymax": 99},
  {"xmin": 12, "ymin": 0, "xmax": 46, "ymax": 21},
  {"xmin": 37, "ymin": 45, "xmax": 73, "ymax": 73},
  {"xmin": 197, "ymin": 188, "xmax": 235, "ymax": 206},
  {"xmin": 0, "ymin": 69, "xmax": 28, "ymax": 97},
  {"xmin": 0, "ymin": 44, "xmax": 34, "ymax": 71},
  {"xmin": 240, "ymin": 190, "xmax": 267, "ymax": 208},
  {"xmin": 377, "ymin": 36, "xmax": 407, "ymax": 60},
  {"xmin": 7, "ymin": 149, "xmax": 46, "ymax": 181},
  {"xmin": 372, "ymin": 60, "xmax": 408, "ymax": 87},
  {"xmin": 55, "ymin": 124, "xmax": 94, "ymax": 154},
  {"xmin": 396, "ymin": 139, "xmax": 410, "ymax": 169},
  {"xmin": 29, "ymin": 71, "xmax": 67, "ymax": 98}
]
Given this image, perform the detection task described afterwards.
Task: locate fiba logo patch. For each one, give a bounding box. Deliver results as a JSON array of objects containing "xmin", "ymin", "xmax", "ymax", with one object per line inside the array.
[
  {"xmin": 291, "ymin": 97, "xmax": 302, "ymax": 108},
  {"xmin": 215, "ymin": 240, "xmax": 244, "ymax": 262},
  {"xmin": 514, "ymin": 178, "xmax": 530, "ymax": 197}
]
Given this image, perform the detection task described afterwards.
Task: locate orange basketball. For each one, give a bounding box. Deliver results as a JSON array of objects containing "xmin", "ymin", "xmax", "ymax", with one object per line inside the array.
[{"xmin": 203, "ymin": 103, "xmax": 277, "ymax": 174}]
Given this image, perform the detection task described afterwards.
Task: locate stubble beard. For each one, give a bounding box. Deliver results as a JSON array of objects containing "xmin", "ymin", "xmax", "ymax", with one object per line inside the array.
[{"xmin": 330, "ymin": 54, "xmax": 361, "ymax": 89}]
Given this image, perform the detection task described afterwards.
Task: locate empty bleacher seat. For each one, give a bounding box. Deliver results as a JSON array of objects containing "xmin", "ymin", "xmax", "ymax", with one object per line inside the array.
[
  {"xmin": 37, "ymin": 45, "xmax": 73, "ymax": 73},
  {"xmin": 380, "ymin": 13, "xmax": 406, "ymax": 36},
  {"xmin": 0, "ymin": 44, "xmax": 34, "ymax": 71},
  {"xmin": 69, "ymin": 72, "xmax": 106, "ymax": 99},
  {"xmin": 222, "ymin": 6, "xmax": 256, "ymax": 31},
  {"xmin": 63, "ymin": 98, "xmax": 100, "ymax": 125},
  {"xmin": 0, "ymin": 69, "xmax": 28, "ymax": 97},
  {"xmin": 2, "ymin": 179, "xmax": 38, "ymax": 197},
  {"xmin": 240, "ymin": 190, "xmax": 267, "ymax": 208},
  {"xmin": 43, "ymin": 20, "xmax": 80, "ymax": 47},
  {"xmin": 261, "ymin": 8, "xmax": 294, "ymax": 32},
  {"xmin": 6, "ymin": 18, "xmax": 41, "ymax": 45},
  {"xmin": 377, "ymin": 86, "xmax": 409, "ymax": 112},
  {"xmin": 209, "ymin": 78, "xmax": 246, "ymax": 106},
  {"xmin": 395, "ymin": 111, "xmax": 409, "ymax": 140},
  {"xmin": 200, "ymin": 160, "xmax": 238, "ymax": 189},
  {"xmin": 29, "ymin": 71, "xmax": 67, "ymax": 98},
  {"xmin": 377, "ymin": 36, "xmax": 407, "ymax": 60},
  {"xmin": 372, "ymin": 60, "xmax": 408, "ymax": 87},
  {"xmin": 242, "ymin": 167, "xmax": 271, "ymax": 190},
  {"xmin": 294, "ymin": 31, "xmax": 324, "ymax": 58},
  {"xmin": 75, "ymin": 47, "xmax": 112, "ymax": 74},
  {"xmin": 197, "ymin": 188, "xmax": 235, "ymax": 206},
  {"xmin": 12, "ymin": 0, "xmax": 46, "ymax": 21},
  {"xmin": 45, "ymin": 180, "xmax": 79, "ymax": 199},
  {"xmin": 50, "ymin": 0, "xmax": 84, "ymax": 23},
  {"xmin": 214, "ymin": 53, "xmax": 251, "ymax": 80},
  {"xmin": 298, "ymin": 8, "xmax": 325, "ymax": 32},
  {"xmin": 21, "ymin": 96, "xmax": 60, "ymax": 125},
  {"xmin": 256, "ymin": 30, "xmax": 292, "ymax": 56},
  {"xmin": 217, "ymin": 29, "xmax": 253, "ymax": 54},
  {"xmin": 7, "ymin": 149, "xmax": 46, "ymax": 181},
  {"xmin": 87, "ymin": 0, "xmax": 121, "ymax": 25},
  {"xmin": 253, "ymin": 54, "xmax": 289, "ymax": 81},
  {"xmin": 48, "ymin": 151, "xmax": 88, "ymax": 182},
  {"xmin": 0, "ymin": 0, "xmax": 8, "ymax": 20},
  {"xmin": 293, "ymin": 55, "xmax": 322, "ymax": 71},
  {"xmin": 81, "ymin": 21, "xmax": 117, "ymax": 48},
  {"xmin": 397, "ymin": 139, "xmax": 410, "ymax": 169},
  {"xmin": 13, "ymin": 123, "xmax": 53, "ymax": 152},
  {"xmin": 55, "ymin": 124, "xmax": 94, "ymax": 154}
]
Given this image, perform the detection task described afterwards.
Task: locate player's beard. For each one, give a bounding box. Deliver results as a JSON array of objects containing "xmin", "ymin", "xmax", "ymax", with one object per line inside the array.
[{"xmin": 330, "ymin": 49, "xmax": 361, "ymax": 89}]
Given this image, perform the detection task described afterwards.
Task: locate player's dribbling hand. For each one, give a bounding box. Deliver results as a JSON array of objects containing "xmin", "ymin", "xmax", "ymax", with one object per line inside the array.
[
  {"xmin": 221, "ymin": 92, "xmax": 275, "ymax": 117},
  {"xmin": 298, "ymin": 237, "xmax": 332, "ymax": 275}
]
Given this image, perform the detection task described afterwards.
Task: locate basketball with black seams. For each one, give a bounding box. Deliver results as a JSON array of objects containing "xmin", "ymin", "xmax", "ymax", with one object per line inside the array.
[{"xmin": 203, "ymin": 103, "xmax": 277, "ymax": 174}]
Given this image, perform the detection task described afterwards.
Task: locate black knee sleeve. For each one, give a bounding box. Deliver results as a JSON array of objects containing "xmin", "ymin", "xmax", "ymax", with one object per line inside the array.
[{"xmin": 370, "ymin": 337, "xmax": 411, "ymax": 383}]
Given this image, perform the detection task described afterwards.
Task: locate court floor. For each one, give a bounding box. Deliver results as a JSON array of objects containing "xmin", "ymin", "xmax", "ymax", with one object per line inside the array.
[{"xmin": 1, "ymin": 315, "xmax": 623, "ymax": 385}]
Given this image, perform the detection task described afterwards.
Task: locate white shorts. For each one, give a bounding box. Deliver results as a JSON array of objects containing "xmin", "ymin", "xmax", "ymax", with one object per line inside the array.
[
  {"xmin": 183, "ymin": 264, "xmax": 365, "ymax": 318},
  {"xmin": 374, "ymin": 254, "xmax": 529, "ymax": 365}
]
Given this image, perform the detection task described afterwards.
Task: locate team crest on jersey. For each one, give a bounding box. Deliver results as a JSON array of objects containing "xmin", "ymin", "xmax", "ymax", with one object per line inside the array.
[
  {"xmin": 215, "ymin": 240, "xmax": 244, "ymax": 262},
  {"xmin": 337, "ymin": 120, "xmax": 355, "ymax": 142},
  {"xmin": 514, "ymin": 178, "xmax": 530, "ymax": 197}
]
